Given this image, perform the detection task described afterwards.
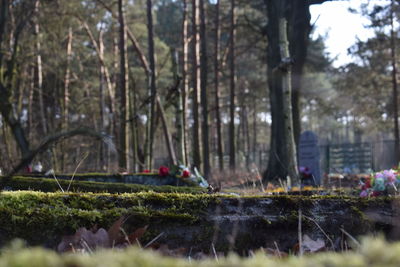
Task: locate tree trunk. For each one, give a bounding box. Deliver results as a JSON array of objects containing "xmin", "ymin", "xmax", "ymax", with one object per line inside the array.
[
  {"xmin": 199, "ymin": 0, "xmax": 210, "ymax": 177},
  {"xmin": 34, "ymin": 0, "xmax": 47, "ymax": 137},
  {"xmin": 286, "ymin": 0, "xmax": 312, "ymax": 148},
  {"xmin": 229, "ymin": 0, "xmax": 236, "ymax": 170},
  {"xmin": 118, "ymin": 0, "xmax": 130, "ymax": 171},
  {"xmin": 279, "ymin": 18, "xmax": 299, "ymax": 183},
  {"xmin": 63, "ymin": 26, "xmax": 72, "ymax": 130},
  {"xmin": 146, "ymin": 0, "xmax": 157, "ymax": 170},
  {"xmin": 263, "ymin": 0, "xmax": 299, "ymax": 183},
  {"xmin": 182, "ymin": 0, "xmax": 190, "ymax": 166},
  {"xmin": 157, "ymin": 96, "xmax": 177, "ymax": 165},
  {"xmin": 99, "ymin": 28, "xmax": 106, "ymax": 171},
  {"xmin": 214, "ymin": 0, "xmax": 224, "ymax": 171},
  {"xmin": 0, "ymin": 0, "xmax": 30, "ymax": 158},
  {"xmin": 60, "ymin": 26, "xmax": 73, "ymax": 171},
  {"xmin": 391, "ymin": 0, "xmax": 400, "ymax": 163},
  {"xmin": 192, "ymin": 0, "xmax": 202, "ymax": 170}
]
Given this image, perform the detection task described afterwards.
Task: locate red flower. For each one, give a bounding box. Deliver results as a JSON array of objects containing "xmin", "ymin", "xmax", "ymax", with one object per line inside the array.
[
  {"xmin": 371, "ymin": 191, "xmax": 381, "ymax": 197},
  {"xmin": 158, "ymin": 166, "xmax": 169, "ymax": 177},
  {"xmin": 142, "ymin": 169, "xmax": 150, "ymax": 173},
  {"xmin": 182, "ymin": 170, "xmax": 190, "ymax": 178},
  {"xmin": 25, "ymin": 165, "xmax": 32, "ymax": 173},
  {"xmin": 365, "ymin": 178, "xmax": 371, "ymax": 188}
]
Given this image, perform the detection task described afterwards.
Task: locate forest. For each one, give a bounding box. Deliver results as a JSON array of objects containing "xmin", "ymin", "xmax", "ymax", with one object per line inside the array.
[
  {"xmin": 1, "ymin": 0, "xmax": 398, "ymax": 183},
  {"xmin": 3, "ymin": 0, "xmax": 400, "ymax": 265}
]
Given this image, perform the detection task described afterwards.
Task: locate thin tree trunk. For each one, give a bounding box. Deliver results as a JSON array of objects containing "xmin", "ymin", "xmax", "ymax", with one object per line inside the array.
[
  {"xmin": 129, "ymin": 81, "xmax": 137, "ymax": 172},
  {"xmin": 182, "ymin": 0, "xmax": 190, "ymax": 166},
  {"xmin": 118, "ymin": 0, "xmax": 129, "ymax": 171},
  {"xmin": 34, "ymin": 0, "xmax": 47, "ymax": 136},
  {"xmin": 229, "ymin": 0, "xmax": 236, "ymax": 170},
  {"xmin": 199, "ymin": 0, "xmax": 210, "ymax": 177},
  {"xmin": 391, "ymin": 0, "xmax": 400, "ymax": 163},
  {"xmin": 192, "ymin": 0, "xmax": 202, "ymax": 170},
  {"xmin": 157, "ymin": 96, "xmax": 177, "ymax": 165},
  {"xmin": 279, "ymin": 18, "xmax": 298, "ymax": 182},
  {"xmin": 146, "ymin": 0, "xmax": 157, "ymax": 169},
  {"xmin": 171, "ymin": 47, "xmax": 185, "ymax": 166},
  {"xmin": 28, "ymin": 67, "xmax": 34, "ymax": 140},
  {"xmin": 252, "ymin": 101, "xmax": 257, "ymax": 164},
  {"xmin": 214, "ymin": 0, "xmax": 224, "ymax": 170},
  {"xmin": 63, "ymin": 27, "xmax": 72, "ymax": 130},
  {"xmin": 99, "ymin": 28, "xmax": 106, "ymax": 171}
]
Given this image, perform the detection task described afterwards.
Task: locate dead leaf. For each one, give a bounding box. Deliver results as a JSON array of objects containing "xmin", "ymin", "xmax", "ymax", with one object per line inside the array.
[
  {"xmin": 128, "ymin": 225, "xmax": 148, "ymax": 244},
  {"xmin": 107, "ymin": 216, "xmax": 125, "ymax": 246}
]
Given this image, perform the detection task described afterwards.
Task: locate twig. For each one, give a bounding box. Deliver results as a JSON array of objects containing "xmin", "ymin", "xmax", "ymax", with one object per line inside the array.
[
  {"xmin": 340, "ymin": 228, "xmax": 361, "ymax": 248},
  {"xmin": 80, "ymin": 239, "xmax": 93, "ymax": 254},
  {"xmin": 298, "ymin": 208, "xmax": 303, "ymax": 256},
  {"xmin": 211, "ymin": 243, "xmax": 219, "ymax": 262},
  {"xmin": 120, "ymin": 227, "xmax": 133, "ymax": 246},
  {"xmin": 144, "ymin": 232, "xmax": 164, "ymax": 248},
  {"xmin": 274, "ymin": 241, "xmax": 282, "ymax": 258},
  {"xmin": 66, "ymin": 152, "xmax": 89, "ymax": 192},
  {"xmin": 51, "ymin": 172, "xmax": 64, "ymax": 192},
  {"xmin": 303, "ymin": 215, "xmax": 335, "ymax": 249},
  {"xmin": 255, "ymin": 166, "xmax": 265, "ymax": 192}
]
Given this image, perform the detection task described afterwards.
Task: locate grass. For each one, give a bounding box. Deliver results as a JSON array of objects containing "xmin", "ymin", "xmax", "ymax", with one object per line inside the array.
[{"xmin": 0, "ymin": 237, "xmax": 400, "ymax": 266}]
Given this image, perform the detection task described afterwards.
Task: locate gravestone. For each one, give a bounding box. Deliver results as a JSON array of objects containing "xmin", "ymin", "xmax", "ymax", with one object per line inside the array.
[{"xmin": 299, "ymin": 131, "xmax": 321, "ymax": 185}]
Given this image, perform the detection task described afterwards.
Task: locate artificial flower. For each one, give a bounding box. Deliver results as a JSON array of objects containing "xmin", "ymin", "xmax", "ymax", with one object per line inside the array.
[
  {"xmin": 158, "ymin": 166, "xmax": 169, "ymax": 177},
  {"xmin": 182, "ymin": 170, "xmax": 190, "ymax": 178}
]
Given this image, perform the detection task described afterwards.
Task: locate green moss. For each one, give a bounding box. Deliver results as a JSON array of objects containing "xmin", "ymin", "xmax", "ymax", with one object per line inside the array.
[
  {"xmin": 2, "ymin": 176, "xmax": 206, "ymax": 194},
  {"xmin": 0, "ymin": 191, "xmax": 215, "ymax": 246}
]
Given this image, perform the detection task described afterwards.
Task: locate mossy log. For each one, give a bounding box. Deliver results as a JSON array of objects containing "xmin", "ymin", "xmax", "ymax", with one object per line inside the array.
[
  {"xmin": 0, "ymin": 191, "xmax": 398, "ymax": 254},
  {"xmin": 15, "ymin": 173, "xmax": 197, "ymax": 186},
  {"xmin": 1, "ymin": 176, "xmax": 205, "ymax": 194}
]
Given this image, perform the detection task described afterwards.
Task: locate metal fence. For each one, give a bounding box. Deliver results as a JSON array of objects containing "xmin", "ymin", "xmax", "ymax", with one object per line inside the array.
[{"xmin": 251, "ymin": 140, "xmax": 397, "ymax": 175}]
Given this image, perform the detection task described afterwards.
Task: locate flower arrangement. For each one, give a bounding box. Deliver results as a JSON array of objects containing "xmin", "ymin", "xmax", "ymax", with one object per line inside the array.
[{"xmin": 360, "ymin": 169, "xmax": 400, "ymax": 197}]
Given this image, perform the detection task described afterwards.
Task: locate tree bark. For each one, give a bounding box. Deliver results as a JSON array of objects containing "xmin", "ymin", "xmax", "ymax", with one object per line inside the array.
[
  {"xmin": 192, "ymin": 0, "xmax": 202, "ymax": 170},
  {"xmin": 199, "ymin": 0, "xmax": 210, "ymax": 177},
  {"xmin": 0, "ymin": 0, "xmax": 30, "ymax": 157},
  {"xmin": 264, "ymin": 0, "xmax": 288, "ymax": 181},
  {"xmin": 146, "ymin": 0, "xmax": 157, "ymax": 170},
  {"xmin": 99, "ymin": 28, "xmax": 106, "ymax": 171},
  {"xmin": 279, "ymin": 18, "xmax": 299, "ymax": 183},
  {"xmin": 286, "ymin": 0, "xmax": 312, "ymax": 148},
  {"xmin": 390, "ymin": 0, "xmax": 400, "ymax": 163},
  {"xmin": 181, "ymin": 0, "xmax": 190, "ymax": 166},
  {"xmin": 63, "ymin": 26, "xmax": 72, "ymax": 130},
  {"xmin": 214, "ymin": 0, "xmax": 224, "ymax": 170},
  {"xmin": 34, "ymin": 0, "xmax": 47, "ymax": 137},
  {"xmin": 229, "ymin": 0, "xmax": 236, "ymax": 170},
  {"xmin": 118, "ymin": 0, "xmax": 130, "ymax": 171}
]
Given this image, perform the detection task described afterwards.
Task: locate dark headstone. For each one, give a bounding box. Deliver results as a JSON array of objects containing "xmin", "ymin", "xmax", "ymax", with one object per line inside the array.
[{"xmin": 299, "ymin": 131, "xmax": 321, "ymax": 185}]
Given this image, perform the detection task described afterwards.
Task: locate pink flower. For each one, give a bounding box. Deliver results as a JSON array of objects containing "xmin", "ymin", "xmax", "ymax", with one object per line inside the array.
[
  {"xmin": 158, "ymin": 166, "xmax": 169, "ymax": 177},
  {"xmin": 384, "ymin": 170, "xmax": 396, "ymax": 183},
  {"xmin": 142, "ymin": 169, "xmax": 150, "ymax": 173}
]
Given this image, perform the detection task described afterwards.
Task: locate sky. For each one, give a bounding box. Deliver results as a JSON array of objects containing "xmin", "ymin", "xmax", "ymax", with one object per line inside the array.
[{"xmin": 310, "ymin": 0, "xmax": 390, "ymax": 67}]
